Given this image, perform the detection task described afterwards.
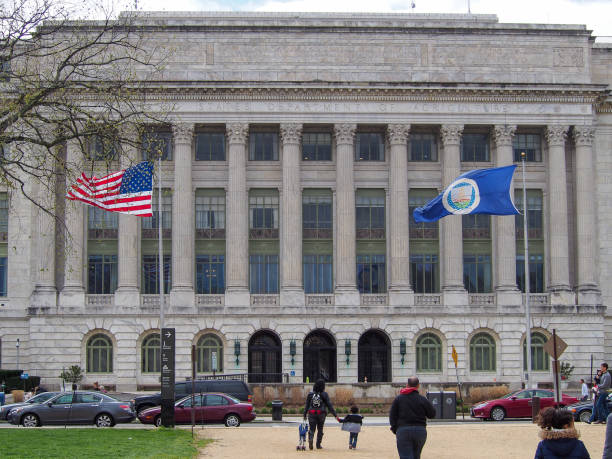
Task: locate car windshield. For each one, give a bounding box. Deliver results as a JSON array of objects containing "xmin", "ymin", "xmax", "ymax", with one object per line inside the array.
[{"xmin": 501, "ymin": 391, "xmax": 522, "ymax": 399}]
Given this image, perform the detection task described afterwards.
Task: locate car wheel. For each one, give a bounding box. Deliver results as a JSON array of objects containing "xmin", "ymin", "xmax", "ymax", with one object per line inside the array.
[
  {"xmin": 579, "ymin": 410, "xmax": 592, "ymax": 423},
  {"xmin": 95, "ymin": 413, "xmax": 115, "ymax": 427},
  {"xmin": 224, "ymin": 414, "xmax": 241, "ymax": 427},
  {"xmin": 490, "ymin": 407, "xmax": 506, "ymax": 421},
  {"xmin": 154, "ymin": 416, "xmax": 162, "ymax": 427},
  {"xmin": 21, "ymin": 414, "xmax": 40, "ymax": 427}
]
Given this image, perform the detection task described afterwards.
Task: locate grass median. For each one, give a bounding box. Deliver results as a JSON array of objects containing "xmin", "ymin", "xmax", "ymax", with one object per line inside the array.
[{"xmin": 0, "ymin": 427, "xmax": 212, "ymax": 458}]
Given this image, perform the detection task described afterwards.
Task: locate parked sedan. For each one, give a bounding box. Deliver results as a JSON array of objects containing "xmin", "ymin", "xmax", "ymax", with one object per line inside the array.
[
  {"xmin": 138, "ymin": 393, "xmax": 256, "ymax": 427},
  {"xmin": 471, "ymin": 389, "xmax": 579, "ymax": 421},
  {"xmin": 568, "ymin": 393, "xmax": 612, "ymax": 423},
  {"xmin": 8, "ymin": 391, "xmax": 135, "ymax": 427},
  {"xmin": 0, "ymin": 392, "xmax": 59, "ymax": 420}
]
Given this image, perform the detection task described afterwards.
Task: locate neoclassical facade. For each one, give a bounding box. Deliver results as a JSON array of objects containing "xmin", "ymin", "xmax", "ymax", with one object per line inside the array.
[{"xmin": 1, "ymin": 12, "xmax": 612, "ymax": 391}]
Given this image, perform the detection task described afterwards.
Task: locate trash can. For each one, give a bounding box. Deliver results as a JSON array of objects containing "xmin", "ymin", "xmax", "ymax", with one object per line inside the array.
[
  {"xmin": 442, "ymin": 391, "xmax": 457, "ymax": 419},
  {"xmin": 426, "ymin": 392, "xmax": 442, "ymax": 419},
  {"xmin": 530, "ymin": 396, "xmax": 541, "ymax": 423},
  {"xmin": 271, "ymin": 400, "xmax": 283, "ymax": 421}
]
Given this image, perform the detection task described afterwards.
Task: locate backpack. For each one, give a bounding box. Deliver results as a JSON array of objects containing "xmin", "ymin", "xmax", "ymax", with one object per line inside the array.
[{"xmin": 310, "ymin": 392, "xmax": 323, "ymax": 410}]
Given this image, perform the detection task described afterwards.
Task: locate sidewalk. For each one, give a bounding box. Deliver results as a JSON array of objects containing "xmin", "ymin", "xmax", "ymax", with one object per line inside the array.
[{"xmin": 252, "ymin": 414, "xmax": 481, "ymax": 425}]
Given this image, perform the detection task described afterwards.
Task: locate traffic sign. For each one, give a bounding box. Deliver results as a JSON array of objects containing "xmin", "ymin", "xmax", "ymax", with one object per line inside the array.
[
  {"xmin": 543, "ymin": 335, "xmax": 567, "ymax": 358},
  {"xmin": 20, "ymin": 373, "xmax": 29, "ymax": 380}
]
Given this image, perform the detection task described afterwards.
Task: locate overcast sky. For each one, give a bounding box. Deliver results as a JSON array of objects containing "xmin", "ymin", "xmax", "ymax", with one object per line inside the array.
[{"xmin": 125, "ymin": 0, "xmax": 612, "ymax": 40}]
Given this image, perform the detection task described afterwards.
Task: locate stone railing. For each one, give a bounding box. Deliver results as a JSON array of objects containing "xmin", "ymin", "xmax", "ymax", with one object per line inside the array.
[
  {"xmin": 250, "ymin": 294, "xmax": 279, "ymax": 306},
  {"xmin": 469, "ymin": 294, "xmax": 496, "ymax": 305},
  {"xmin": 361, "ymin": 294, "xmax": 388, "ymax": 306},
  {"xmin": 305, "ymin": 294, "xmax": 334, "ymax": 306},
  {"xmin": 140, "ymin": 295, "xmax": 169, "ymax": 307},
  {"xmin": 415, "ymin": 294, "xmax": 442, "ymax": 306},
  {"xmin": 523, "ymin": 293, "xmax": 549, "ymax": 305},
  {"xmin": 196, "ymin": 294, "xmax": 224, "ymax": 306},
  {"xmin": 86, "ymin": 294, "xmax": 114, "ymax": 307}
]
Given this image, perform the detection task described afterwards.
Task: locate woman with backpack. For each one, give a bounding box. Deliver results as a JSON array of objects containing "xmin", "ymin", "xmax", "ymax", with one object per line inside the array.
[{"xmin": 303, "ymin": 379, "xmax": 340, "ymax": 450}]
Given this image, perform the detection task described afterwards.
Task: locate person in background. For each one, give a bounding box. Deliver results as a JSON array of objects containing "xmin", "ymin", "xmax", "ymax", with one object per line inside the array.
[
  {"xmin": 534, "ymin": 407, "xmax": 590, "ymax": 458},
  {"xmin": 339, "ymin": 405, "xmax": 364, "ymax": 450},
  {"xmin": 596, "ymin": 364, "xmax": 611, "ymax": 424},
  {"xmin": 92, "ymin": 381, "xmax": 100, "ymax": 391},
  {"xmin": 603, "ymin": 413, "xmax": 612, "ymax": 459},
  {"xmin": 588, "ymin": 371, "xmax": 602, "ymax": 425},
  {"xmin": 582, "ymin": 379, "xmax": 590, "ymax": 402}
]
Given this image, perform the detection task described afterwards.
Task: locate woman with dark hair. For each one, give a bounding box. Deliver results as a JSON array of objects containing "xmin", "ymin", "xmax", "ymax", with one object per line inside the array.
[
  {"xmin": 534, "ymin": 407, "xmax": 590, "ymax": 458},
  {"xmin": 303, "ymin": 379, "xmax": 340, "ymax": 450}
]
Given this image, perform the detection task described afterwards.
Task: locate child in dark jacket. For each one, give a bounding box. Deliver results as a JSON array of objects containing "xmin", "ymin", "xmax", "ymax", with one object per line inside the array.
[
  {"xmin": 534, "ymin": 407, "xmax": 590, "ymax": 459},
  {"xmin": 339, "ymin": 405, "xmax": 363, "ymax": 450}
]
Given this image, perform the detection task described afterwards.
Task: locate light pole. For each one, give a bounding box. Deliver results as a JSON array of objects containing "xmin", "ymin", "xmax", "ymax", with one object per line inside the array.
[
  {"xmin": 16, "ymin": 338, "xmax": 20, "ymax": 370},
  {"xmin": 521, "ymin": 152, "xmax": 532, "ymax": 388}
]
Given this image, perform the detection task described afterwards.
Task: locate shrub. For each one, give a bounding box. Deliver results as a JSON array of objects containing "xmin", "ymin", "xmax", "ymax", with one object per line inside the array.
[
  {"xmin": 0, "ymin": 370, "xmax": 40, "ymax": 393},
  {"xmin": 334, "ymin": 388, "xmax": 354, "ymax": 406},
  {"xmin": 469, "ymin": 385, "xmax": 510, "ymax": 404}
]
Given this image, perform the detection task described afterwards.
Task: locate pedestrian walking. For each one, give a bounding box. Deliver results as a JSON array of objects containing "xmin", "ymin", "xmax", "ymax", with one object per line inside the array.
[
  {"xmin": 339, "ymin": 405, "xmax": 363, "ymax": 450},
  {"xmin": 582, "ymin": 379, "xmax": 590, "ymax": 402},
  {"xmin": 596, "ymin": 364, "xmax": 611, "ymax": 423},
  {"xmin": 389, "ymin": 376, "xmax": 436, "ymax": 459},
  {"xmin": 587, "ymin": 371, "xmax": 602, "ymax": 424},
  {"xmin": 302, "ymin": 379, "xmax": 339, "ymax": 450},
  {"xmin": 534, "ymin": 406, "xmax": 590, "ymax": 458}
]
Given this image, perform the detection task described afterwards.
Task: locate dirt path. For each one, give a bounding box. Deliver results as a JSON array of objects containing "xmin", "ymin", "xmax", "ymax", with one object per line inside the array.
[{"xmin": 198, "ymin": 423, "xmax": 606, "ymax": 458}]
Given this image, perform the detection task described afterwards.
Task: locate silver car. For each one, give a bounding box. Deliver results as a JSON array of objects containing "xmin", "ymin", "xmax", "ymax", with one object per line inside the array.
[
  {"xmin": 1, "ymin": 392, "xmax": 60, "ymax": 420},
  {"xmin": 8, "ymin": 391, "xmax": 135, "ymax": 427}
]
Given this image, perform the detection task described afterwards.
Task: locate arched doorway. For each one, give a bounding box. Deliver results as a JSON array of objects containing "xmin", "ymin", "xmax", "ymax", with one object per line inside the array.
[
  {"xmin": 303, "ymin": 330, "xmax": 337, "ymax": 383},
  {"xmin": 358, "ymin": 329, "xmax": 391, "ymax": 382},
  {"xmin": 248, "ymin": 330, "xmax": 282, "ymax": 383}
]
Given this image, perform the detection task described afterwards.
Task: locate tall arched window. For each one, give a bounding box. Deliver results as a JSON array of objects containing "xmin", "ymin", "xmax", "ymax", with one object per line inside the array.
[
  {"xmin": 197, "ymin": 334, "xmax": 223, "ymax": 373},
  {"xmin": 523, "ymin": 332, "xmax": 550, "ymax": 371},
  {"xmin": 248, "ymin": 330, "xmax": 282, "ymax": 383},
  {"xmin": 141, "ymin": 333, "xmax": 160, "ymax": 373},
  {"xmin": 358, "ymin": 330, "xmax": 391, "ymax": 382},
  {"xmin": 416, "ymin": 333, "xmax": 442, "ymax": 372},
  {"xmin": 303, "ymin": 330, "xmax": 336, "ymax": 383},
  {"xmin": 86, "ymin": 334, "xmax": 113, "ymax": 373},
  {"xmin": 470, "ymin": 333, "xmax": 496, "ymax": 371}
]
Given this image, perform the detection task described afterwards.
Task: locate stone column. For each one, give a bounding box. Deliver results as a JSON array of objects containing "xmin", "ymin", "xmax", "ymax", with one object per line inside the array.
[
  {"xmin": 280, "ymin": 123, "xmax": 304, "ymax": 307},
  {"xmin": 545, "ymin": 125, "xmax": 574, "ymax": 304},
  {"xmin": 170, "ymin": 123, "xmax": 195, "ymax": 308},
  {"xmin": 334, "ymin": 123, "xmax": 359, "ymax": 307},
  {"xmin": 573, "ymin": 125, "xmax": 600, "ymax": 304},
  {"xmin": 60, "ymin": 139, "xmax": 86, "ymax": 308},
  {"xmin": 440, "ymin": 124, "xmax": 467, "ymax": 306},
  {"xmin": 115, "ymin": 130, "xmax": 141, "ymax": 309},
  {"xmin": 387, "ymin": 124, "xmax": 413, "ymax": 307},
  {"xmin": 225, "ymin": 123, "xmax": 250, "ymax": 307},
  {"xmin": 493, "ymin": 125, "xmax": 521, "ymax": 306}
]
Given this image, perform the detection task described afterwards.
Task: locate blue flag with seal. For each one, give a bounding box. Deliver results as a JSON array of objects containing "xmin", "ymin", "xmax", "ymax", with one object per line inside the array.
[{"xmin": 413, "ymin": 165, "xmax": 519, "ymax": 223}]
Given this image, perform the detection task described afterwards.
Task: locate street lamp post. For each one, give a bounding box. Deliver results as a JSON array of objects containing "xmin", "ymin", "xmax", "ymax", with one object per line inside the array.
[{"xmin": 16, "ymin": 338, "xmax": 20, "ymax": 370}]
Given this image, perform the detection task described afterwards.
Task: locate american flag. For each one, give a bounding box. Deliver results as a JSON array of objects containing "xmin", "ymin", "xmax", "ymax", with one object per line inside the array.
[{"xmin": 66, "ymin": 161, "xmax": 154, "ymax": 217}]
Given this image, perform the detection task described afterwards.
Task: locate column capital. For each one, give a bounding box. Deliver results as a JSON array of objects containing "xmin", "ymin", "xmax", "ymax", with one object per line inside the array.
[
  {"xmin": 226, "ymin": 123, "xmax": 249, "ymax": 144},
  {"xmin": 545, "ymin": 125, "xmax": 569, "ymax": 146},
  {"xmin": 333, "ymin": 123, "xmax": 357, "ymax": 145},
  {"xmin": 172, "ymin": 123, "xmax": 194, "ymax": 145},
  {"xmin": 280, "ymin": 123, "xmax": 303, "ymax": 144},
  {"xmin": 440, "ymin": 124, "xmax": 464, "ymax": 146},
  {"xmin": 573, "ymin": 125, "xmax": 595, "ymax": 146},
  {"xmin": 386, "ymin": 124, "xmax": 410, "ymax": 145},
  {"xmin": 493, "ymin": 125, "xmax": 517, "ymax": 147}
]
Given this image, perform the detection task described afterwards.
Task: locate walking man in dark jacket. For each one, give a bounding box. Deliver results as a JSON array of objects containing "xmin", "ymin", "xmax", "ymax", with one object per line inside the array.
[{"xmin": 389, "ymin": 377, "xmax": 436, "ymax": 459}]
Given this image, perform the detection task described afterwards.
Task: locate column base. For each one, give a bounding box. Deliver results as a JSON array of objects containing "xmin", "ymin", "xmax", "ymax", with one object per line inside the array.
[
  {"xmin": 549, "ymin": 287, "xmax": 575, "ymax": 305},
  {"xmin": 170, "ymin": 287, "xmax": 195, "ymax": 310},
  {"xmin": 334, "ymin": 289, "xmax": 360, "ymax": 307},
  {"xmin": 442, "ymin": 287, "xmax": 468, "ymax": 307},
  {"xmin": 31, "ymin": 286, "xmax": 57, "ymax": 308},
  {"xmin": 114, "ymin": 287, "xmax": 140, "ymax": 309},
  {"xmin": 389, "ymin": 289, "xmax": 414, "ymax": 307},
  {"xmin": 577, "ymin": 285, "xmax": 601, "ymax": 306},
  {"xmin": 280, "ymin": 289, "xmax": 305, "ymax": 308},
  {"xmin": 225, "ymin": 289, "xmax": 250, "ymax": 308},
  {"xmin": 59, "ymin": 286, "xmax": 85, "ymax": 308},
  {"xmin": 495, "ymin": 289, "xmax": 522, "ymax": 307}
]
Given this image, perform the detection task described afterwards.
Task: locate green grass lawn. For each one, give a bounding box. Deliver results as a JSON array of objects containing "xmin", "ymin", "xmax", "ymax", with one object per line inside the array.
[{"xmin": 0, "ymin": 428, "xmax": 212, "ymax": 458}]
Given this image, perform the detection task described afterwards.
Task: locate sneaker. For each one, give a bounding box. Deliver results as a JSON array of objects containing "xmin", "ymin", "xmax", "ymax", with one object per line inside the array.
[
  {"xmin": 309, "ymin": 440, "xmax": 313, "ymax": 450},
  {"xmin": 348, "ymin": 446, "xmax": 353, "ymax": 450},
  {"xmin": 316, "ymin": 444, "xmax": 323, "ymax": 449}
]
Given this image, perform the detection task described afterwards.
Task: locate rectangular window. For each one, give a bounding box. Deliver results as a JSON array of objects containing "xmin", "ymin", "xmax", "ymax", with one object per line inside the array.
[
  {"xmin": 249, "ymin": 255, "xmax": 279, "ymax": 294},
  {"xmin": 409, "ymin": 190, "xmax": 438, "ymax": 239},
  {"xmin": 515, "ymin": 190, "xmax": 543, "ymax": 240},
  {"xmin": 410, "ymin": 254, "xmax": 439, "ymax": 294},
  {"xmin": 303, "ymin": 255, "xmax": 333, "ymax": 294},
  {"xmin": 410, "ymin": 133, "xmax": 438, "ymax": 161},
  {"xmin": 0, "ymin": 57, "xmax": 10, "ymax": 81},
  {"xmin": 356, "ymin": 190, "xmax": 385, "ymax": 239},
  {"xmin": 302, "ymin": 192, "xmax": 332, "ymax": 239},
  {"xmin": 356, "ymin": 133, "xmax": 384, "ymax": 161},
  {"xmin": 302, "ymin": 133, "xmax": 332, "ymax": 161},
  {"xmin": 0, "ymin": 193, "xmax": 8, "ymax": 233},
  {"xmin": 249, "ymin": 191, "xmax": 279, "ymax": 239},
  {"xmin": 516, "ymin": 254, "xmax": 545, "ymax": 293},
  {"xmin": 461, "ymin": 133, "xmax": 490, "ymax": 162},
  {"xmin": 0, "ymin": 257, "xmax": 6, "ymax": 296},
  {"xmin": 142, "ymin": 255, "xmax": 171, "ymax": 294},
  {"xmin": 249, "ymin": 132, "xmax": 278, "ymax": 161},
  {"xmin": 462, "ymin": 214, "xmax": 491, "ymax": 239},
  {"xmin": 142, "ymin": 130, "xmax": 173, "ymax": 161},
  {"xmin": 513, "ymin": 133, "xmax": 542, "ymax": 162},
  {"xmin": 463, "ymin": 254, "xmax": 492, "ymax": 293},
  {"xmin": 88, "ymin": 135, "xmax": 118, "ymax": 161},
  {"xmin": 196, "ymin": 255, "xmax": 225, "ymax": 294},
  {"xmin": 142, "ymin": 191, "xmax": 172, "ymax": 231},
  {"xmin": 195, "ymin": 132, "xmax": 225, "ymax": 161},
  {"xmin": 87, "ymin": 255, "xmax": 118, "ymax": 294},
  {"xmin": 195, "ymin": 191, "xmax": 225, "ymax": 239},
  {"xmin": 357, "ymin": 254, "xmax": 386, "ymax": 293},
  {"xmin": 88, "ymin": 207, "xmax": 118, "ymax": 230}
]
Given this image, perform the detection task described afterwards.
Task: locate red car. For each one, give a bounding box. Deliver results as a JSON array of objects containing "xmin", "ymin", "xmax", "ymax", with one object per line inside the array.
[
  {"xmin": 470, "ymin": 389, "xmax": 578, "ymax": 421},
  {"xmin": 138, "ymin": 392, "xmax": 256, "ymax": 427}
]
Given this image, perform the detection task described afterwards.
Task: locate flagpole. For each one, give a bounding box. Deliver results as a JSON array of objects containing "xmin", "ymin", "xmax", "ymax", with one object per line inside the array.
[
  {"xmin": 158, "ymin": 152, "xmax": 164, "ymax": 333},
  {"xmin": 521, "ymin": 152, "xmax": 532, "ymax": 388}
]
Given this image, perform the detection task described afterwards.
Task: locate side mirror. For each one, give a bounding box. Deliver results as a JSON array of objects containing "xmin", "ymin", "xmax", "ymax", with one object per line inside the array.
[{"xmin": 46, "ymin": 402, "xmax": 53, "ymax": 407}]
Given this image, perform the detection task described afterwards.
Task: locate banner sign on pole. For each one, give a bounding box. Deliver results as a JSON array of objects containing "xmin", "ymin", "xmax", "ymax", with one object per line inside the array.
[
  {"xmin": 161, "ymin": 327, "xmax": 175, "ymax": 427},
  {"xmin": 451, "ymin": 345, "xmax": 458, "ymax": 367}
]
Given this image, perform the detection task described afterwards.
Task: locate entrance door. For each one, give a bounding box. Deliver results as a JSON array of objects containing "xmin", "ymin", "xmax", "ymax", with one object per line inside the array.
[
  {"xmin": 358, "ymin": 329, "xmax": 391, "ymax": 382},
  {"xmin": 303, "ymin": 330, "xmax": 337, "ymax": 383},
  {"xmin": 248, "ymin": 330, "xmax": 282, "ymax": 383}
]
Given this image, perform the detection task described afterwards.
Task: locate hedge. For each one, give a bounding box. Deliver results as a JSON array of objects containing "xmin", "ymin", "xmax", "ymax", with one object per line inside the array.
[{"xmin": 0, "ymin": 369, "xmax": 41, "ymax": 393}]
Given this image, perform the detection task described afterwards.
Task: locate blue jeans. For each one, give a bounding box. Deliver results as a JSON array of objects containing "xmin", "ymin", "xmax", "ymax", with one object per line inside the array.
[
  {"xmin": 396, "ymin": 425, "xmax": 427, "ymax": 459},
  {"xmin": 589, "ymin": 397, "xmax": 599, "ymax": 423},
  {"xmin": 349, "ymin": 432, "xmax": 358, "ymax": 447},
  {"xmin": 598, "ymin": 392, "xmax": 610, "ymax": 422}
]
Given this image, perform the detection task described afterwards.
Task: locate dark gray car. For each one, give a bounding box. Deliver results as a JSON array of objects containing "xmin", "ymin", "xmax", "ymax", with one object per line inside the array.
[
  {"xmin": 0, "ymin": 392, "xmax": 60, "ymax": 420},
  {"xmin": 8, "ymin": 391, "xmax": 135, "ymax": 427}
]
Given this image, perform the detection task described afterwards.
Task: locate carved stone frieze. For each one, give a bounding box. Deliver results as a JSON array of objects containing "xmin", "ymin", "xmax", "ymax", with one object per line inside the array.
[
  {"xmin": 440, "ymin": 124, "xmax": 464, "ymax": 146},
  {"xmin": 172, "ymin": 123, "xmax": 194, "ymax": 144},
  {"xmin": 280, "ymin": 123, "xmax": 303, "ymax": 144},
  {"xmin": 333, "ymin": 123, "xmax": 357, "ymax": 145},
  {"xmin": 573, "ymin": 125, "xmax": 595, "ymax": 146},
  {"xmin": 493, "ymin": 125, "xmax": 517, "ymax": 147},
  {"xmin": 226, "ymin": 122, "xmax": 249, "ymax": 144},
  {"xmin": 545, "ymin": 125, "xmax": 569, "ymax": 146},
  {"xmin": 386, "ymin": 124, "xmax": 410, "ymax": 145}
]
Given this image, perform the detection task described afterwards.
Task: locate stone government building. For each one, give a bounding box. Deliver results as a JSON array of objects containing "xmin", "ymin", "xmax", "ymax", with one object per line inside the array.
[{"xmin": 1, "ymin": 12, "xmax": 611, "ymax": 392}]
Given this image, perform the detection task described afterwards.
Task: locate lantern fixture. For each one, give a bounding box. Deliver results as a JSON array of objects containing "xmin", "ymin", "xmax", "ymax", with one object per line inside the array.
[
  {"xmin": 345, "ymin": 339, "xmax": 351, "ymax": 366},
  {"xmin": 400, "ymin": 339, "xmax": 407, "ymax": 365},
  {"xmin": 234, "ymin": 340, "xmax": 241, "ymax": 366},
  {"xmin": 290, "ymin": 340, "xmax": 297, "ymax": 366}
]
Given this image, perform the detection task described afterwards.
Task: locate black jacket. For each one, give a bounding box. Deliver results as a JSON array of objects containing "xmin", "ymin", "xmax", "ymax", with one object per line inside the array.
[
  {"xmin": 340, "ymin": 414, "xmax": 363, "ymax": 424},
  {"xmin": 303, "ymin": 391, "xmax": 337, "ymax": 418},
  {"xmin": 389, "ymin": 389, "xmax": 436, "ymax": 433}
]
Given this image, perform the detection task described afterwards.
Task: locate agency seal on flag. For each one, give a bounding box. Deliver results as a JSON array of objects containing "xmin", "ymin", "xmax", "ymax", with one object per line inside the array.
[{"xmin": 442, "ymin": 178, "xmax": 480, "ymax": 214}]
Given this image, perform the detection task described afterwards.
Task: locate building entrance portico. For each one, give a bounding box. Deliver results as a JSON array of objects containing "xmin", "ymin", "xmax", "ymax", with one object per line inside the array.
[{"xmin": 303, "ymin": 330, "xmax": 337, "ymax": 383}]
